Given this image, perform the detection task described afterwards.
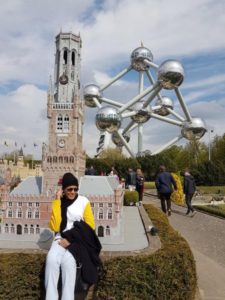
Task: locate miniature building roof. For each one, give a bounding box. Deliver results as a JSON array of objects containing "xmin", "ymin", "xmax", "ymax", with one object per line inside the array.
[
  {"xmin": 79, "ymin": 176, "xmax": 119, "ymax": 196},
  {"xmin": 10, "ymin": 176, "xmax": 42, "ymax": 196}
]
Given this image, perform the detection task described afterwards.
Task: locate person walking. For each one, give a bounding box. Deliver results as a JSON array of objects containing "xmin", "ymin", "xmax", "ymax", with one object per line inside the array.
[
  {"xmin": 136, "ymin": 168, "xmax": 145, "ymax": 205},
  {"xmin": 45, "ymin": 172, "xmax": 101, "ymax": 300},
  {"xmin": 155, "ymin": 165, "xmax": 177, "ymax": 216},
  {"xmin": 125, "ymin": 168, "xmax": 137, "ymax": 191},
  {"xmin": 183, "ymin": 169, "xmax": 196, "ymax": 215}
]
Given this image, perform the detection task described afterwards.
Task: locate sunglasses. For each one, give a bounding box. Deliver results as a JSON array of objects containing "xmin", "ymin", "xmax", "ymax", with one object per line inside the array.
[{"xmin": 65, "ymin": 187, "xmax": 78, "ymax": 192}]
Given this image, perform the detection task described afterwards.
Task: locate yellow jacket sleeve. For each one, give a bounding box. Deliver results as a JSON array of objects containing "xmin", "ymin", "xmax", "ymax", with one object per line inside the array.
[
  {"xmin": 83, "ymin": 202, "xmax": 95, "ymax": 230},
  {"xmin": 49, "ymin": 199, "xmax": 62, "ymax": 233}
]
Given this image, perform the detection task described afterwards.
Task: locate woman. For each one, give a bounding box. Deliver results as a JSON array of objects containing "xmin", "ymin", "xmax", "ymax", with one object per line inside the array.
[
  {"xmin": 136, "ymin": 168, "xmax": 145, "ymax": 204},
  {"xmin": 45, "ymin": 172, "xmax": 101, "ymax": 300}
]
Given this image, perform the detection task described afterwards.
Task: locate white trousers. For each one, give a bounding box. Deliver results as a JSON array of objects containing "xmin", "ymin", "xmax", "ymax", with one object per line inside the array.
[{"xmin": 45, "ymin": 239, "xmax": 77, "ymax": 300}]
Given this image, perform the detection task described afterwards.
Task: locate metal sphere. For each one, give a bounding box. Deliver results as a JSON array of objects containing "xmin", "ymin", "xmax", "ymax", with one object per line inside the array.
[
  {"xmin": 181, "ymin": 117, "xmax": 207, "ymax": 140},
  {"xmin": 95, "ymin": 106, "xmax": 121, "ymax": 133},
  {"xmin": 112, "ymin": 130, "xmax": 130, "ymax": 147},
  {"xmin": 131, "ymin": 101, "xmax": 151, "ymax": 123},
  {"xmin": 83, "ymin": 84, "xmax": 102, "ymax": 107},
  {"xmin": 158, "ymin": 60, "xmax": 184, "ymax": 89},
  {"xmin": 131, "ymin": 47, "xmax": 153, "ymax": 71},
  {"xmin": 154, "ymin": 96, "xmax": 173, "ymax": 116}
]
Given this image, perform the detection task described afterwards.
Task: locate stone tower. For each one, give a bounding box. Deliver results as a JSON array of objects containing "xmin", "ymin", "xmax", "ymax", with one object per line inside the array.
[{"xmin": 42, "ymin": 32, "xmax": 85, "ymax": 196}]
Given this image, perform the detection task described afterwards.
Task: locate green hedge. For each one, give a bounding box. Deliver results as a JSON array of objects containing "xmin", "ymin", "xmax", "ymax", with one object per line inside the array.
[
  {"xmin": 0, "ymin": 205, "xmax": 197, "ymax": 300},
  {"xmin": 0, "ymin": 252, "xmax": 46, "ymax": 300},
  {"xmin": 144, "ymin": 181, "xmax": 156, "ymax": 189},
  {"xmin": 94, "ymin": 204, "xmax": 197, "ymax": 300},
  {"xmin": 124, "ymin": 190, "xmax": 139, "ymax": 206},
  {"xmin": 194, "ymin": 204, "xmax": 225, "ymax": 219}
]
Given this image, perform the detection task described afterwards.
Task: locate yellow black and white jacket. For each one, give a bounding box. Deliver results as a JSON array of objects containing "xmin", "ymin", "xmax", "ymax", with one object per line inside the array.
[{"xmin": 49, "ymin": 195, "xmax": 95, "ymax": 233}]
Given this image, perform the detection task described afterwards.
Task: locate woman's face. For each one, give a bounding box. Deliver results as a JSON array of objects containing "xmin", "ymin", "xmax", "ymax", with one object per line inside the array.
[{"xmin": 64, "ymin": 185, "xmax": 78, "ymax": 200}]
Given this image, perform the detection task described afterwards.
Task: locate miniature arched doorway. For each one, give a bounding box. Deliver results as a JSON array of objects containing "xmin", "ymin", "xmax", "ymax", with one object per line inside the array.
[
  {"xmin": 98, "ymin": 226, "xmax": 104, "ymax": 237},
  {"xmin": 17, "ymin": 224, "xmax": 22, "ymax": 235}
]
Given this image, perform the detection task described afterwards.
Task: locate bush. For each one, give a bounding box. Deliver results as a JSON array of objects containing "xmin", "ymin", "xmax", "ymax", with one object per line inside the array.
[
  {"xmin": 144, "ymin": 181, "xmax": 156, "ymax": 189},
  {"xmin": 0, "ymin": 252, "xmax": 46, "ymax": 300},
  {"xmin": 194, "ymin": 204, "xmax": 225, "ymax": 219},
  {"xmin": 171, "ymin": 173, "xmax": 184, "ymax": 205},
  {"xmin": 94, "ymin": 204, "xmax": 197, "ymax": 299},
  {"xmin": 124, "ymin": 190, "xmax": 139, "ymax": 206}
]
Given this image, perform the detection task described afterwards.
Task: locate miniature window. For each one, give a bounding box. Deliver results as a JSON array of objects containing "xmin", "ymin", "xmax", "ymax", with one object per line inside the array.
[
  {"xmin": 10, "ymin": 224, "xmax": 15, "ymax": 233},
  {"xmin": 17, "ymin": 208, "xmax": 22, "ymax": 218},
  {"xmin": 106, "ymin": 226, "xmax": 110, "ymax": 236},
  {"xmin": 35, "ymin": 210, "xmax": 40, "ymax": 219},
  {"xmin": 24, "ymin": 224, "xmax": 28, "ymax": 234},
  {"xmin": 5, "ymin": 224, "xmax": 9, "ymax": 233},
  {"xmin": 30, "ymin": 224, "xmax": 34, "ymax": 234},
  {"xmin": 98, "ymin": 209, "xmax": 103, "ymax": 220},
  {"xmin": 27, "ymin": 208, "xmax": 32, "ymax": 219},
  {"xmin": 63, "ymin": 50, "xmax": 68, "ymax": 65},
  {"xmin": 64, "ymin": 115, "xmax": 69, "ymax": 132},
  {"xmin": 36, "ymin": 225, "xmax": 40, "ymax": 234},
  {"xmin": 108, "ymin": 209, "xmax": 112, "ymax": 220},
  {"xmin": 57, "ymin": 114, "xmax": 63, "ymax": 131},
  {"xmin": 7, "ymin": 208, "xmax": 13, "ymax": 218}
]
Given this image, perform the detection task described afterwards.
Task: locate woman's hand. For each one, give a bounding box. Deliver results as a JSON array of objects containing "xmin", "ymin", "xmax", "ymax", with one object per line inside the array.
[
  {"xmin": 58, "ymin": 238, "xmax": 70, "ymax": 248},
  {"xmin": 56, "ymin": 188, "xmax": 63, "ymax": 199}
]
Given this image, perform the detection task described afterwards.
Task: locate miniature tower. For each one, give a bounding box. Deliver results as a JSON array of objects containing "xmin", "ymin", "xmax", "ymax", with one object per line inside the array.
[{"xmin": 42, "ymin": 32, "xmax": 85, "ymax": 196}]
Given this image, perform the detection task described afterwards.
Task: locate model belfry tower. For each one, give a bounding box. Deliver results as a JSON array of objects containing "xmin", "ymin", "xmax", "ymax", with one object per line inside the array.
[{"xmin": 42, "ymin": 32, "xmax": 85, "ymax": 196}]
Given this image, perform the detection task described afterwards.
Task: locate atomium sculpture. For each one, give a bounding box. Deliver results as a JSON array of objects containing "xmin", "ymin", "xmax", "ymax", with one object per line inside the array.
[{"xmin": 84, "ymin": 46, "xmax": 207, "ymax": 157}]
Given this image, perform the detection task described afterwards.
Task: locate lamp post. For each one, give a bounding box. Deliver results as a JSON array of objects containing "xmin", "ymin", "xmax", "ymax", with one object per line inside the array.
[{"xmin": 208, "ymin": 129, "xmax": 214, "ymax": 161}]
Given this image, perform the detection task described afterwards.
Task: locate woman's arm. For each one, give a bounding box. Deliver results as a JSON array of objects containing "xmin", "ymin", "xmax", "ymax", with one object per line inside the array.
[
  {"xmin": 83, "ymin": 202, "xmax": 95, "ymax": 230},
  {"xmin": 49, "ymin": 199, "xmax": 62, "ymax": 232}
]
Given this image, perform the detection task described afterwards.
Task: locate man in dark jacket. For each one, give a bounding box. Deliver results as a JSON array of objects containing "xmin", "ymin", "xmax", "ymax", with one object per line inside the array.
[
  {"xmin": 155, "ymin": 165, "xmax": 177, "ymax": 216},
  {"xmin": 183, "ymin": 169, "xmax": 196, "ymax": 215}
]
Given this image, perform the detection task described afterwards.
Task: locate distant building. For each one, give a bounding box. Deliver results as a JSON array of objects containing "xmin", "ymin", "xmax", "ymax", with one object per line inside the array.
[
  {"xmin": 0, "ymin": 148, "xmax": 42, "ymax": 180},
  {"xmin": 0, "ymin": 32, "xmax": 124, "ymax": 245}
]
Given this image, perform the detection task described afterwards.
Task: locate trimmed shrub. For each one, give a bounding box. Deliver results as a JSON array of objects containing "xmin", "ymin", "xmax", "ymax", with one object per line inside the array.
[
  {"xmin": 94, "ymin": 204, "xmax": 197, "ymax": 299},
  {"xmin": 171, "ymin": 173, "xmax": 184, "ymax": 205},
  {"xmin": 124, "ymin": 190, "xmax": 139, "ymax": 206},
  {"xmin": 144, "ymin": 181, "xmax": 156, "ymax": 189},
  {"xmin": 194, "ymin": 204, "xmax": 225, "ymax": 219},
  {"xmin": 0, "ymin": 252, "xmax": 46, "ymax": 300}
]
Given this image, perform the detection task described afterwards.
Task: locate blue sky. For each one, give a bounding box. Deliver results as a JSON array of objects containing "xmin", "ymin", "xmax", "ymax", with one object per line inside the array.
[{"xmin": 0, "ymin": 0, "xmax": 225, "ymax": 159}]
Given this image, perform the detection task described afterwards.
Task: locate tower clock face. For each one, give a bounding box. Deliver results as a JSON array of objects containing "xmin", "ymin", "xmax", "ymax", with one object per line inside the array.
[{"xmin": 58, "ymin": 139, "xmax": 65, "ymax": 148}]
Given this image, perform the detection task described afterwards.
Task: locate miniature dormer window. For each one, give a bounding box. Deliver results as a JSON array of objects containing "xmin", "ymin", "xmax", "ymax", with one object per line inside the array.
[{"xmin": 57, "ymin": 114, "xmax": 63, "ymax": 131}]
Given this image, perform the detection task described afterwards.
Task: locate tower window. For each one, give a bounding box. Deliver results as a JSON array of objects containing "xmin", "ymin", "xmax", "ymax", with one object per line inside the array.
[
  {"xmin": 63, "ymin": 50, "xmax": 68, "ymax": 64},
  {"xmin": 64, "ymin": 115, "xmax": 69, "ymax": 132},
  {"xmin": 57, "ymin": 114, "xmax": 63, "ymax": 131},
  {"xmin": 72, "ymin": 51, "xmax": 75, "ymax": 66}
]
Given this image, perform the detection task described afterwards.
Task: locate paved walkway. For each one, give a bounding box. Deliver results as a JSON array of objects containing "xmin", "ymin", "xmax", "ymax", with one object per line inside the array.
[{"xmin": 143, "ymin": 194, "xmax": 225, "ymax": 300}]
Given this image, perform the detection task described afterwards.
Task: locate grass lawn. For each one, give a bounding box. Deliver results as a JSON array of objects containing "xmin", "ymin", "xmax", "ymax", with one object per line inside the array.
[{"xmin": 196, "ymin": 186, "xmax": 225, "ymax": 194}]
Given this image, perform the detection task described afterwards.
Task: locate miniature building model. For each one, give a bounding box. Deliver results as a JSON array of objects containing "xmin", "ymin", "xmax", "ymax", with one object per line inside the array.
[{"xmin": 0, "ymin": 32, "xmax": 124, "ymax": 245}]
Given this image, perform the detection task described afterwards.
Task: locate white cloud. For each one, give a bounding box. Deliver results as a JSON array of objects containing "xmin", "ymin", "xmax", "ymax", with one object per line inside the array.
[{"xmin": 0, "ymin": 0, "xmax": 225, "ymax": 158}]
